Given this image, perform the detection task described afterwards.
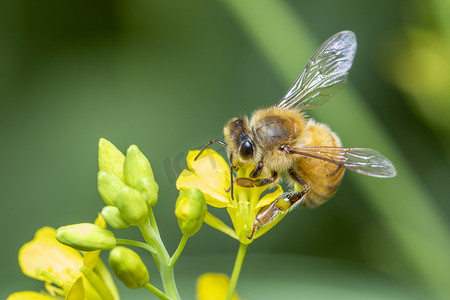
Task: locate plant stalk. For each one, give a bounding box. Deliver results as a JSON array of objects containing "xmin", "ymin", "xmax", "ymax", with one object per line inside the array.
[
  {"xmin": 139, "ymin": 220, "xmax": 180, "ymax": 300},
  {"xmin": 226, "ymin": 243, "xmax": 248, "ymax": 300},
  {"xmin": 170, "ymin": 235, "xmax": 188, "ymax": 266}
]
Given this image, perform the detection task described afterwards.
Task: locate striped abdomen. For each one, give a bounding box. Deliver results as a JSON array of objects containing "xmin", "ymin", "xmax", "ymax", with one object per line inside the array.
[{"xmin": 294, "ymin": 120, "xmax": 345, "ymax": 207}]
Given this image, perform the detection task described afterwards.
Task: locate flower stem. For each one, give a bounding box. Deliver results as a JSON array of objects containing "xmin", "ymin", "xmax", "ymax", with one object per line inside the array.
[
  {"xmin": 148, "ymin": 208, "xmax": 160, "ymax": 234},
  {"xmin": 226, "ymin": 243, "xmax": 248, "ymax": 300},
  {"xmin": 139, "ymin": 220, "xmax": 180, "ymax": 300},
  {"xmin": 143, "ymin": 283, "xmax": 172, "ymax": 300},
  {"xmin": 116, "ymin": 238, "xmax": 156, "ymax": 254},
  {"xmin": 170, "ymin": 235, "xmax": 188, "ymax": 266}
]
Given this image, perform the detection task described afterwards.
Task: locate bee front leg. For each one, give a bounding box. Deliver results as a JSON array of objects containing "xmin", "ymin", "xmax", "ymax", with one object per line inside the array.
[
  {"xmin": 235, "ymin": 171, "xmax": 278, "ymax": 188},
  {"xmin": 250, "ymin": 161, "xmax": 264, "ymax": 178}
]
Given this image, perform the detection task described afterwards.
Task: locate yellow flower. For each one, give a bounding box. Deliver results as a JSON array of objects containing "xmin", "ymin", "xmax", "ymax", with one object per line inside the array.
[
  {"xmin": 196, "ymin": 273, "xmax": 240, "ymax": 300},
  {"xmin": 8, "ymin": 216, "xmax": 119, "ymax": 300},
  {"xmin": 176, "ymin": 149, "xmax": 284, "ymax": 243}
]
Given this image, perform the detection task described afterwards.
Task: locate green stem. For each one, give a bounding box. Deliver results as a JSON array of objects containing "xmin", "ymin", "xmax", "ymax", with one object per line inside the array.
[
  {"xmin": 116, "ymin": 238, "xmax": 156, "ymax": 254},
  {"xmin": 226, "ymin": 243, "xmax": 248, "ymax": 300},
  {"xmin": 148, "ymin": 208, "xmax": 160, "ymax": 234},
  {"xmin": 143, "ymin": 283, "xmax": 172, "ymax": 300},
  {"xmin": 139, "ymin": 220, "xmax": 180, "ymax": 300},
  {"xmin": 170, "ymin": 235, "xmax": 188, "ymax": 266}
]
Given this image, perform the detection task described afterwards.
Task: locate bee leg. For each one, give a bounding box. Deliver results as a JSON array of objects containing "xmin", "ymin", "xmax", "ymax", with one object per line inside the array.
[
  {"xmin": 250, "ymin": 161, "xmax": 264, "ymax": 178},
  {"xmin": 249, "ymin": 170, "xmax": 309, "ymax": 239},
  {"xmin": 283, "ymin": 169, "xmax": 310, "ymax": 210},
  {"xmin": 249, "ymin": 199, "xmax": 284, "ymax": 239},
  {"xmin": 195, "ymin": 139, "xmax": 227, "ymax": 161},
  {"xmin": 235, "ymin": 171, "xmax": 278, "ymax": 188}
]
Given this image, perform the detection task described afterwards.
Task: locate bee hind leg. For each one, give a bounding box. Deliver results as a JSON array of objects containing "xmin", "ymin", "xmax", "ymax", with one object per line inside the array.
[
  {"xmin": 282, "ymin": 169, "xmax": 310, "ymax": 211},
  {"xmin": 248, "ymin": 170, "xmax": 309, "ymax": 240}
]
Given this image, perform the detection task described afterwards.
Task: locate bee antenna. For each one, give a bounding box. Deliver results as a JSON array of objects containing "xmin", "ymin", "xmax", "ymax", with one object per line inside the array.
[{"xmin": 194, "ymin": 139, "xmax": 227, "ymax": 161}]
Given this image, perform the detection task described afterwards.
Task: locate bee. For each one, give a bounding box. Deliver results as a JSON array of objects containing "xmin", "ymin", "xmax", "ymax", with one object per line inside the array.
[{"xmin": 196, "ymin": 31, "xmax": 396, "ymax": 238}]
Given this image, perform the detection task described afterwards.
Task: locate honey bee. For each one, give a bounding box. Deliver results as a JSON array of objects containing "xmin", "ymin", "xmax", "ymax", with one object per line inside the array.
[{"xmin": 196, "ymin": 31, "xmax": 396, "ymax": 238}]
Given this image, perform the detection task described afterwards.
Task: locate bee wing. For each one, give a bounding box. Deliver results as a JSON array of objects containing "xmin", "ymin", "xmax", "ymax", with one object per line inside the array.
[
  {"xmin": 290, "ymin": 146, "xmax": 396, "ymax": 178},
  {"xmin": 277, "ymin": 31, "xmax": 357, "ymax": 110}
]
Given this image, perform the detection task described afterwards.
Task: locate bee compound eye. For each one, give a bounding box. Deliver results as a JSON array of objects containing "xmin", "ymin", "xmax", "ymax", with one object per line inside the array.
[{"xmin": 239, "ymin": 140, "xmax": 254, "ymax": 160}]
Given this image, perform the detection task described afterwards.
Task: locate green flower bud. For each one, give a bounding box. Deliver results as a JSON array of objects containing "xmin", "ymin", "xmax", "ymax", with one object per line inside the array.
[
  {"xmin": 115, "ymin": 187, "xmax": 148, "ymax": 225},
  {"xmin": 175, "ymin": 188, "xmax": 207, "ymax": 237},
  {"xmin": 98, "ymin": 138, "xmax": 125, "ymax": 182},
  {"xmin": 123, "ymin": 145, "xmax": 154, "ymax": 188},
  {"xmin": 97, "ymin": 171, "xmax": 127, "ymax": 206},
  {"xmin": 109, "ymin": 246, "xmax": 149, "ymax": 289},
  {"xmin": 136, "ymin": 177, "xmax": 159, "ymax": 207},
  {"xmin": 101, "ymin": 206, "xmax": 130, "ymax": 229},
  {"xmin": 56, "ymin": 223, "xmax": 116, "ymax": 251}
]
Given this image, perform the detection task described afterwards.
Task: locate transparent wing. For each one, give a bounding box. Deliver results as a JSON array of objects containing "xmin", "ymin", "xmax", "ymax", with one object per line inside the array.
[
  {"xmin": 290, "ymin": 146, "xmax": 396, "ymax": 178},
  {"xmin": 277, "ymin": 31, "xmax": 357, "ymax": 110}
]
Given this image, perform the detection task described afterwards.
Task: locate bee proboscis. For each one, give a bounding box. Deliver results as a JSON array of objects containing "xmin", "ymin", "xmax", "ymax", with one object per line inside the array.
[{"xmin": 196, "ymin": 31, "xmax": 396, "ymax": 238}]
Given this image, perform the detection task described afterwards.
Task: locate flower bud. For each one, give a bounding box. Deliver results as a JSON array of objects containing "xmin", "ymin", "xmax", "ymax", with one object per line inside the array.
[
  {"xmin": 136, "ymin": 177, "xmax": 159, "ymax": 207},
  {"xmin": 94, "ymin": 213, "xmax": 107, "ymax": 229},
  {"xmin": 123, "ymin": 145, "xmax": 154, "ymax": 188},
  {"xmin": 98, "ymin": 138, "xmax": 125, "ymax": 182},
  {"xmin": 56, "ymin": 223, "xmax": 116, "ymax": 251},
  {"xmin": 115, "ymin": 187, "xmax": 148, "ymax": 225},
  {"xmin": 97, "ymin": 171, "xmax": 127, "ymax": 206},
  {"xmin": 175, "ymin": 188, "xmax": 207, "ymax": 237},
  {"xmin": 101, "ymin": 206, "xmax": 130, "ymax": 229},
  {"xmin": 109, "ymin": 246, "xmax": 149, "ymax": 289}
]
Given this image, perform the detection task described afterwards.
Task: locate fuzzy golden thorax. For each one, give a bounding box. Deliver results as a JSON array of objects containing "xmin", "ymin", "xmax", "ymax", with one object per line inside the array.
[{"xmin": 249, "ymin": 107, "xmax": 306, "ymax": 173}]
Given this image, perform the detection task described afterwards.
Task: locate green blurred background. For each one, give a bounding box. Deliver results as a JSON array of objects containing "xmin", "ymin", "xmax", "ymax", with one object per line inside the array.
[{"xmin": 2, "ymin": 0, "xmax": 450, "ymax": 299}]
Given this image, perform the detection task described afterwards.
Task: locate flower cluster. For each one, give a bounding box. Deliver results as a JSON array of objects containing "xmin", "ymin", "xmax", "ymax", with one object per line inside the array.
[
  {"xmin": 97, "ymin": 138, "xmax": 159, "ymax": 226},
  {"xmin": 9, "ymin": 139, "xmax": 294, "ymax": 300}
]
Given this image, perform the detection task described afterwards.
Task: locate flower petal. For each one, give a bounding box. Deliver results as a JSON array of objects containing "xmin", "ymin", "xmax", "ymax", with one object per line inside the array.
[
  {"xmin": 7, "ymin": 291, "xmax": 55, "ymax": 300},
  {"xmin": 19, "ymin": 227, "xmax": 83, "ymax": 283},
  {"xmin": 80, "ymin": 266, "xmax": 113, "ymax": 300},
  {"xmin": 65, "ymin": 277, "xmax": 84, "ymax": 300},
  {"xmin": 186, "ymin": 150, "xmax": 230, "ymax": 193},
  {"xmin": 92, "ymin": 259, "xmax": 120, "ymax": 300},
  {"xmin": 203, "ymin": 212, "xmax": 238, "ymax": 240},
  {"xmin": 177, "ymin": 170, "xmax": 229, "ymax": 207},
  {"xmin": 196, "ymin": 273, "xmax": 240, "ymax": 300},
  {"xmin": 83, "ymin": 251, "xmax": 101, "ymax": 270},
  {"xmin": 256, "ymin": 184, "xmax": 284, "ymax": 209},
  {"xmin": 94, "ymin": 213, "xmax": 107, "ymax": 229}
]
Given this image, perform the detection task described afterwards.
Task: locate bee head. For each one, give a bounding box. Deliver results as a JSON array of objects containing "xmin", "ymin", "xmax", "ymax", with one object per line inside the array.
[{"xmin": 224, "ymin": 117, "xmax": 256, "ymax": 163}]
